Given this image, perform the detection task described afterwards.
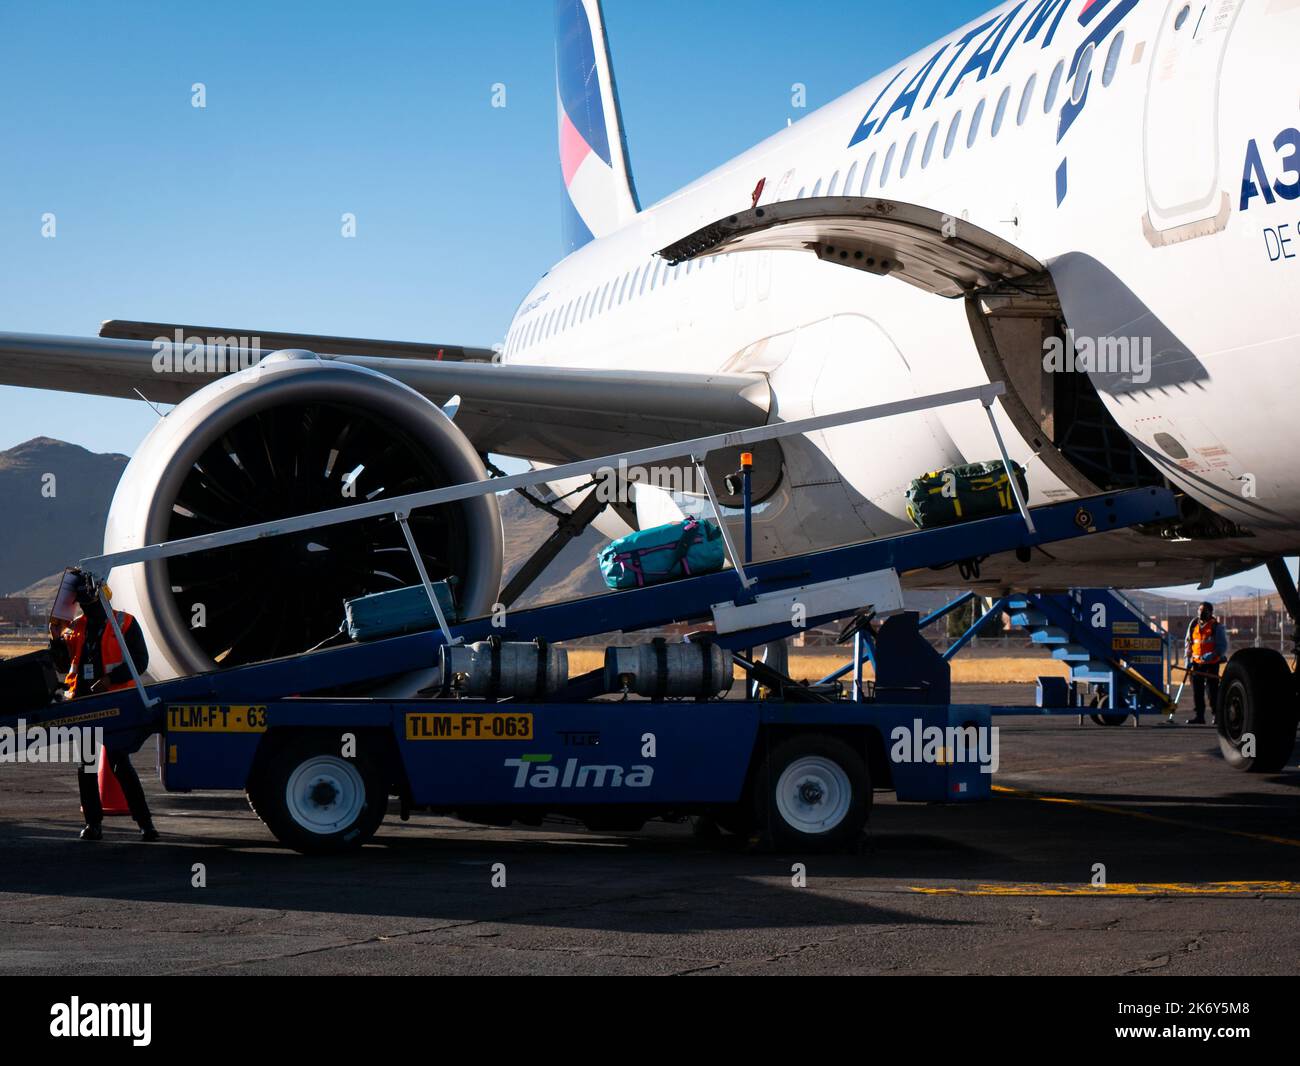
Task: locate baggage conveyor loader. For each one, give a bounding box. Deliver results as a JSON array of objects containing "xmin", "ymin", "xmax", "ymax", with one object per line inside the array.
[{"xmin": 0, "ymin": 383, "xmax": 1180, "ymax": 852}]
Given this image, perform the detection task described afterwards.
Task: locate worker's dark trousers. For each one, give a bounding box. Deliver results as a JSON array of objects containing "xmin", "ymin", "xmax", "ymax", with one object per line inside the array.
[
  {"xmin": 1191, "ymin": 664, "xmax": 1222, "ymax": 720},
  {"xmin": 78, "ymin": 750, "xmax": 152, "ymax": 827}
]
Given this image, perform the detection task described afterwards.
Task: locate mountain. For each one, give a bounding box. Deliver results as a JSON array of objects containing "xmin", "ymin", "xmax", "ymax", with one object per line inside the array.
[{"xmin": 0, "ymin": 438, "xmax": 129, "ymax": 604}]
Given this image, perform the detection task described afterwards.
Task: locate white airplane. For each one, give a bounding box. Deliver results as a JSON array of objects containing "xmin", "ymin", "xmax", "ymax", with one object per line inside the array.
[{"xmin": 1, "ymin": 0, "xmax": 1297, "ymax": 761}]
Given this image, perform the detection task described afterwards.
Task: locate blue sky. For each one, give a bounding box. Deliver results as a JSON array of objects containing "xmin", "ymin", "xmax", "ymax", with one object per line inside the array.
[
  {"xmin": 0, "ymin": 1, "xmax": 1284, "ymax": 595},
  {"xmin": 0, "ymin": 0, "xmax": 965, "ymax": 456}
]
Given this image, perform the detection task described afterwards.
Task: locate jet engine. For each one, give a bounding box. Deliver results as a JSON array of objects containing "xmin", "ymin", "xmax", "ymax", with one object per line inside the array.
[{"xmin": 104, "ymin": 352, "xmax": 503, "ymax": 679}]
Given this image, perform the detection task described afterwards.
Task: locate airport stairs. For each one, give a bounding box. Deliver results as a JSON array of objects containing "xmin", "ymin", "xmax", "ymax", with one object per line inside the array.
[{"xmin": 1007, "ymin": 589, "xmax": 1173, "ymax": 719}]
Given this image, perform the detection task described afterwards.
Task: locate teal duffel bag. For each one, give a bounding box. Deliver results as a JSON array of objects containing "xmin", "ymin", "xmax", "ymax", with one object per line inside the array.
[{"xmin": 598, "ymin": 518, "xmax": 726, "ymax": 590}]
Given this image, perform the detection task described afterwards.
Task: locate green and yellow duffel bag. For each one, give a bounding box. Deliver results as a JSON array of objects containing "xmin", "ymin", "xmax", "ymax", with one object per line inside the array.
[{"xmin": 905, "ymin": 460, "xmax": 1028, "ymax": 529}]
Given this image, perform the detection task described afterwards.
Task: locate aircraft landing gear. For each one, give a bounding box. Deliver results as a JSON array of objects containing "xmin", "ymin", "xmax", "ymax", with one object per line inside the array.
[
  {"xmin": 1216, "ymin": 648, "xmax": 1297, "ymax": 772},
  {"xmin": 1215, "ymin": 559, "xmax": 1300, "ymax": 772}
]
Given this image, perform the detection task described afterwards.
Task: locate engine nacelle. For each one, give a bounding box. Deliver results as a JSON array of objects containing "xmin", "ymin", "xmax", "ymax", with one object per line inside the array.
[{"xmin": 105, "ymin": 352, "xmax": 502, "ymax": 679}]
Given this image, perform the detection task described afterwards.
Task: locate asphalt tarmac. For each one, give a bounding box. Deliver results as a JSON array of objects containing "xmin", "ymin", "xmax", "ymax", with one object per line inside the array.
[{"xmin": 1, "ymin": 684, "xmax": 1296, "ymax": 976}]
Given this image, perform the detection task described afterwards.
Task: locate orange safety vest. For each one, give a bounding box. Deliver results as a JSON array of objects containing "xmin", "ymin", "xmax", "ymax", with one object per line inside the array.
[
  {"xmin": 1188, "ymin": 618, "xmax": 1222, "ymax": 665},
  {"xmin": 63, "ymin": 611, "xmax": 137, "ymax": 698}
]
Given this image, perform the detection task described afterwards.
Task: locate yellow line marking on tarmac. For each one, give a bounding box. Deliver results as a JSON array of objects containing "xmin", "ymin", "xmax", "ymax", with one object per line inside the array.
[
  {"xmin": 991, "ymin": 784, "xmax": 1300, "ymax": 849},
  {"xmin": 911, "ymin": 881, "xmax": 1300, "ymax": 896}
]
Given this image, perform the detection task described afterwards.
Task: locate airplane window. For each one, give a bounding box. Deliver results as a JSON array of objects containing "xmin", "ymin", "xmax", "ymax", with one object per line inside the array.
[
  {"xmin": 992, "ymin": 86, "xmax": 1010, "ymax": 137},
  {"xmin": 944, "ymin": 111, "xmax": 962, "ymax": 158},
  {"xmin": 1103, "ymin": 31, "xmax": 1124, "ymax": 87},
  {"xmin": 1072, "ymin": 43, "xmax": 1095, "ymax": 106},
  {"xmin": 649, "ymin": 259, "xmax": 661, "ymax": 290},
  {"xmin": 921, "ymin": 121, "xmax": 939, "ymax": 168},
  {"xmin": 860, "ymin": 153, "xmax": 877, "ymax": 192},
  {"xmin": 796, "ymin": 185, "xmax": 806, "ymax": 199},
  {"xmin": 582, "ymin": 291, "xmax": 593, "ymax": 320},
  {"xmin": 900, "ymin": 131, "xmax": 917, "ymax": 179},
  {"xmin": 811, "ymin": 178, "xmax": 823, "ymax": 197},
  {"xmin": 630, "ymin": 266, "xmax": 642, "ymax": 299},
  {"xmin": 879, "ymin": 142, "xmax": 897, "ymax": 187},
  {"xmin": 1017, "ymin": 74, "xmax": 1037, "ymax": 126},
  {"xmin": 1044, "ymin": 60, "xmax": 1064, "ymax": 113},
  {"xmin": 844, "ymin": 161, "xmax": 858, "ymax": 194},
  {"xmin": 967, "ymin": 99, "xmax": 985, "ymax": 148},
  {"xmin": 617, "ymin": 272, "xmax": 630, "ymax": 304},
  {"xmin": 827, "ymin": 170, "xmax": 840, "ymax": 195},
  {"xmin": 1174, "ymin": 4, "xmax": 1190, "ymax": 30}
]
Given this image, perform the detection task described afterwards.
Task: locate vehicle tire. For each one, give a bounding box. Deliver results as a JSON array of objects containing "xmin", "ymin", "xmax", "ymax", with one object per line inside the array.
[
  {"xmin": 1090, "ymin": 713, "xmax": 1129, "ymax": 727},
  {"xmin": 254, "ymin": 733, "xmax": 388, "ymax": 854},
  {"xmin": 752, "ymin": 733, "xmax": 870, "ymax": 852},
  {"xmin": 1217, "ymin": 649, "xmax": 1298, "ymax": 773}
]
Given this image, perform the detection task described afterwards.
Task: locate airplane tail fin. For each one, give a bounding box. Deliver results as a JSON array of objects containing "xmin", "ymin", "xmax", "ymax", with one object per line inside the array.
[{"xmin": 554, "ymin": 0, "xmax": 640, "ymax": 253}]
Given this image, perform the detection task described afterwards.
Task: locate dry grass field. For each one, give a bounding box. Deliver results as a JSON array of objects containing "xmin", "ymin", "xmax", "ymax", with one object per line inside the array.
[
  {"xmin": 562, "ymin": 647, "xmax": 1068, "ymax": 684},
  {"xmin": 4, "ymin": 641, "xmax": 1068, "ymax": 684}
]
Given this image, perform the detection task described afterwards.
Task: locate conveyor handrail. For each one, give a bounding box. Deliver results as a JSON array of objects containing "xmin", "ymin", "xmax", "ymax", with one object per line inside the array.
[{"xmin": 78, "ymin": 382, "xmax": 1009, "ymax": 575}]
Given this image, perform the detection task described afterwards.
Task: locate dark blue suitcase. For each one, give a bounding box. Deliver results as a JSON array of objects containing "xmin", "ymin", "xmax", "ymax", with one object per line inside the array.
[{"xmin": 344, "ymin": 582, "xmax": 460, "ymax": 641}]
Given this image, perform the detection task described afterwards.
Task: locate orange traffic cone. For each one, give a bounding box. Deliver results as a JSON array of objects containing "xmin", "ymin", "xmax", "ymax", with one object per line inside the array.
[{"xmin": 97, "ymin": 750, "xmax": 131, "ymax": 816}]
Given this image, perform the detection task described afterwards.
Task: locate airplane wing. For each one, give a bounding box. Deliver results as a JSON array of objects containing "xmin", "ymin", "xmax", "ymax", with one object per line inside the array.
[{"xmin": 0, "ymin": 328, "xmax": 771, "ymax": 464}]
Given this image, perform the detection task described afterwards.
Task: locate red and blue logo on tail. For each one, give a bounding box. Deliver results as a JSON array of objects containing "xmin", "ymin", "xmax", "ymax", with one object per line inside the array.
[{"xmin": 555, "ymin": 0, "xmax": 640, "ymax": 253}]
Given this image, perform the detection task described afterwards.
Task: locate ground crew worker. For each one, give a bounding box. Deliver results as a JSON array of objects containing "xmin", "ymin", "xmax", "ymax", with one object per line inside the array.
[
  {"xmin": 48, "ymin": 571, "xmax": 159, "ymax": 842},
  {"xmin": 1184, "ymin": 600, "xmax": 1228, "ymax": 725}
]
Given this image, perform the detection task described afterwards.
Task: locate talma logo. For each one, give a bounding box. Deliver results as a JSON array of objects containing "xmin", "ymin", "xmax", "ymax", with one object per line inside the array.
[{"xmin": 505, "ymin": 755, "xmax": 653, "ymax": 788}]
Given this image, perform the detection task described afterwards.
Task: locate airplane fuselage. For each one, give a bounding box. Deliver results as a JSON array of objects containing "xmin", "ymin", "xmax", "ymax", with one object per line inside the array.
[{"xmin": 502, "ymin": 0, "xmax": 1299, "ymax": 590}]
